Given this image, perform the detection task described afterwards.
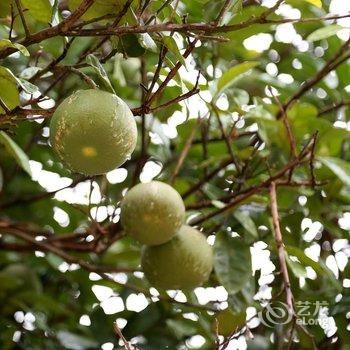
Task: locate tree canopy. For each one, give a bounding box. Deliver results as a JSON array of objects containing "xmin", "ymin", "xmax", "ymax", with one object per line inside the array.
[{"xmin": 0, "ymin": 0, "xmax": 350, "ymax": 349}]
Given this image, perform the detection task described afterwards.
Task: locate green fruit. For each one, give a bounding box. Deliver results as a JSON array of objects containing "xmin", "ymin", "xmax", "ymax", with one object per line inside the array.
[
  {"xmin": 68, "ymin": 0, "xmax": 126, "ymax": 20},
  {"xmin": 141, "ymin": 225, "xmax": 213, "ymax": 290},
  {"xmin": 50, "ymin": 89, "xmax": 137, "ymax": 175},
  {"xmin": 120, "ymin": 181, "xmax": 185, "ymax": 246}
]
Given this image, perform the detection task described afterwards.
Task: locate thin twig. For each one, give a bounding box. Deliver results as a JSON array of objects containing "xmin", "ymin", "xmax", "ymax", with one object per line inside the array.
[
  {"xmin": 269, "ymin": 181, "xmax": 294, "ymax": 314},
  {"xmin": 14, "ymin": 0, "xmax": 30, "ymax": 37},
  {"xmin": 309, "ymin": 132, "xmax": 318, "ymax": 188},
  {"xmin": 113, "ymin": 323, "xmax": 133, "ymax": 350},
  {"xmin": 0, "ymin": 98, "xmax": 11, "ymax": 114},
  {"xmin": 269, "ymin": 86, "xmax": 297, "ymax": 159},
  {"xmin": 318, "ymin": 100, "xmax": 350, "ymax": 116},
  {"xmin": 1, "ymin": 13, "xmax": 350, "ymax": 59},
  {"xmin": 214, "ymin": 0, "xmax": 232, "ymax": 25},
  {"xmin": 170, "ymin": 118, "xmax": 200, "ymax": 184},
  {"xmin": 282, "ymin": 37, "xmax": 350, "ymax": 114},
  {"xmin": 212, "ymin": 104, "xmax": 241, "ymax": 172},
  {"xmin": 189, "ymin": 141, "xmax": 313, "ymax": 225}
]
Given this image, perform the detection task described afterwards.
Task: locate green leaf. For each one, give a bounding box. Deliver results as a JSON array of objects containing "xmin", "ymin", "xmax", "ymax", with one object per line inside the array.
[
  {"xmin": 117, "ymin": 34, "xmax": 146, "ymax": 57},
  {"xmin": 215, "ymin": 61, "xmax": 259, "ymax": 98},
  {"xmin": 22, "ymin": 0, "xmax": 52, "ymax": 23},
  {"xmin": 302, "ymin": 0, "xmax": 322, "ymax": 8},
  {"xmin": 285, "ymin": 253, "xmax": 307, "ymax": 278},
  {"xmin": 86, "ymin": 54, "xmax": 115, "ymax": 94},
  {"xmin": 0, "ymin": 66, "xmax": 20, "ymax": 113},
  {"xmin": 286, "ymin": 246, "xmax": 342, "ymax": 290},
  {"xmin": 166, "ymin": 319, "xmax": 198, "ymax": 339},
  {"xmin": 214, "ymin": 232, "xmax": 252, "ymax": 294},
  {"xmin": 307, "ymin": 25, "xmax": 343, "ymax": 42},
  {"xmin": 231, "ymin": 0, "xmax": 243, "ymax": 13},
  {"xmin": 0, "ymin": 39, "xmax": 29, "ymax": 56},
  {"xmin": 0, "ymin": 66, "xmax": 38, "ymax": 94},
  {"xmin": 20, "ymin": 67, "xmax": 43, "ymax": 80},
  {"xmin": 140, "ymin": 33, "xmax": 157, "ymax": 52},
  {"xmin": 51, "ymin": 0, "xmax": 60, "ymax": 25},
  {"xmin": 233, "ymin": 210, "xmax": 258, "ymax": 238},
  {"xmin": 16, "ymin": 78, "xmax": 39, "ymax": 94},
  {"xmin": 319, "ymin": 157, "xmax": 350, "ymax": 187},
  {"xmin": 162, "ymin": 36, "xmax": 185, "ymax": 65},
  {"xmin": 0, "ymin": 131, "xmax": 32, "ymax": 176},
  {"xmin": 57, "ymin": 331, "xmax": 98, "ymax": 350},
  {"xmin": 123, "ymin": 303, "xmax": 162, "ymax": 338}
]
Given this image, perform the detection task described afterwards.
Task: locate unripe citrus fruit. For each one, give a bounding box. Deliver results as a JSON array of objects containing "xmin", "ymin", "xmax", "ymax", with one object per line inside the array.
[
  {"xmin": 50, "ymin": 89, "xmax": 137, "ymax": 175},
  {"xmin": 120, "ymin": 181, "xmax": 185, "ymax": 246},
  {"xmin": 141, "ymin": 225, "xmax": 213, "ymax": 290}
]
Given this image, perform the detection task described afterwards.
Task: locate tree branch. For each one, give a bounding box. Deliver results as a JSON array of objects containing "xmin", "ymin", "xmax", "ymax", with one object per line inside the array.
[{"xmin": 269, "ymin": 181, "xmax": 294, "ymax": 314}]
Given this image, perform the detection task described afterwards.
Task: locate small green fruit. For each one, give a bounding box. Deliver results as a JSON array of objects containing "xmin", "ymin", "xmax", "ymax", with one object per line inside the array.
[
  {"xmin": 141, "ymin": 225, "xmax": 213, "ymax": 290},
  {"xmin": 120, "ymin": 181, "xmax": 185, "ymax": 246},
  {"xmin": 50, "ymin": 89, "xmax": 137, "ymax": 175}
]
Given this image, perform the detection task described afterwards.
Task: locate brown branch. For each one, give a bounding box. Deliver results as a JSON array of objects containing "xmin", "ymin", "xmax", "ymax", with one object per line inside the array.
[
  {"xmin": 282, "ymin": 38, "xmax": 350, "ymax": 113},
  {"xmin": 170, "ymin": 118, "xmax": 200, "ymax": 184},
  {"xmin": 318, "ymin": 100, "xmax": 350, "ymax": 116},
  {"xmin": 63, "ymin": 14, "xmax": 350, "ymax": 38},
  {"xmin": 214, "ymin": 0, "xmax": 233, "ymax": 25},
  {"xmin": 30, "ymin": 38, "xmax": 75, "ymax": 82},
  {"xmin": 182, "ymin": 157, "xmax": 233, "ymax": 199},
  {"xmin": 144, "ymin": 45, "xmax": 168, "ymax": 101},
  {"xmin": 212, "ymin": 105, "xmax": 241, "ymax": 172},
  {"xmin": 297, "ymin": 323, "xmax": 317, "ymax": 350},
  {"xmin": 186, "ymin": 180, "xmax": 326, "ymax": 210},
  {"xmin": 0, "ymin": 176, "xmax": 89, "ymax": 209},
  {"xmin": 131, "ymin": 56, "xmax": 149, "ymax": 185},
  {"xmin": 269, "ymin": 87, "xmax": 297, "ymax": 159},
  {"xmin": 309, "ymin": 132, "xmax": 318, "ymax": 188},
  {"xmin": 1, "ymin": 12, "xmax": 349, "ymax": 60},
  {"xmin": 58, "ymin": 66, "xmax": 98, "ymax": 89},
  {"xmin": 132, "ymin": 86, "xmax": 200, "ymax": 115},
  {"xmin": 1, "ymin": 86, "xmax": 200, "ymax": 120},
  {"xmin": 146, "ymin": 38, "xmax": 198, "ymax": 105},
  {"xmin": 189, "ymin": 142, "xmax": 312, "ymax": 225},
  {"xmin": 14, "ymin": 0, "xmax": 30, "ymax": 38},
  {"xmin": 269, "ymin": 181, "xmax": 294, "ymax": 314},
  {"xmin": 113, "ymin": 323, "xmax": 133, "ymax": 350},
  {"xmin": 61, "ymin": 0, "xmax": 96, "ymax": 32},
  {"xmin": 1, "ymin": 226, "xmax": 134, "ymax": 273},
  {"xmin": 2, "ymin": 223, "xmax": 218, "ymax": 311},
  {"xmin": 81, "ymin": 0, "xmax": 134, "ymax": 57}
]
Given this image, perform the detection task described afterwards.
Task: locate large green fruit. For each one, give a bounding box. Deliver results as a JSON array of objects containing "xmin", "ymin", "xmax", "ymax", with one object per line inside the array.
[
  {"xmin": 141, "ymin": 225, "xmax": 213, "ymax": 290},
  {"xmin": 50, "ymin": 89, "xmax": 137, "ymax": 175},
  {"xmin": 68, "ymin": 0, "xmax": 127, "ymax": 20},
  {"xmin": 120, "ymin": 181, "xmax": 185, "ymax": 246}
]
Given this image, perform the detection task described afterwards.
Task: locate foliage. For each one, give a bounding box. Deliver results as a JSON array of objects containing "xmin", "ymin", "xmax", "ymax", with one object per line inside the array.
[{"xmin": 0, "ymin": 0, "xmax": 350, "ymax": 349}]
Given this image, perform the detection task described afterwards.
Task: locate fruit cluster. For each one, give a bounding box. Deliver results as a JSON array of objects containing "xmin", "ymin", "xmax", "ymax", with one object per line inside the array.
[
  {"xmin": 50, "ymin": 89, "xmax": 212, "ymax": 290},
  {"xmin": 121, "ymin": 181, "xmax": 213, "ymax": 290}
]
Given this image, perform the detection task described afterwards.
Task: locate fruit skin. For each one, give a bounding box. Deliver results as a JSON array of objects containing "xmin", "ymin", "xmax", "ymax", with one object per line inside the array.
[
  {"xmin": 120, "ymin": 181, "xmax": 185, "ymax": 246},
  {"xmin": 141, "ymin": 225, "xmax": 213, "ymax": 290},
  {"xmin": 50, "ymin": 89, "xmax": 137, "ymax": 175}
]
